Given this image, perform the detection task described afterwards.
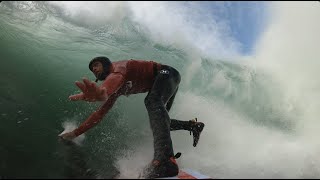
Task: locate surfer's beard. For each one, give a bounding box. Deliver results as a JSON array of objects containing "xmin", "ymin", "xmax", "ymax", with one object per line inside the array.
[{"xmin": 96, "ymin": 72, "xmax": 107, "ymax": 81}]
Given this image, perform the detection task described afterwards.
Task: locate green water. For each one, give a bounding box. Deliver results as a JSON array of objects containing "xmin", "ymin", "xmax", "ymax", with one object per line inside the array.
[{"xmin": 0, "ymin": 1, "xmax": 299, "ymax": 178}]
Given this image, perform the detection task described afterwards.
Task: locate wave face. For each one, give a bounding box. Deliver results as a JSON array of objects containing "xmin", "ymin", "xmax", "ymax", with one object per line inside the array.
[{"xmin": 1, "ymin": 1, "xmax": 320, "ymax": 179}]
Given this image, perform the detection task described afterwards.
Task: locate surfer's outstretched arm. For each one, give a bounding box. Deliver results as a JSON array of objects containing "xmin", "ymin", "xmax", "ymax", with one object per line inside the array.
[
  {"xmin": 59, "ymin": 94, "xmax": 118, "ymax": 140},
  {"xmin": 60, "ymin": 72, "xmax": 125, "ymax": 140},
  {"xmin": 73, "ymin": 94, "xmax": 119, "ymax": 137}
]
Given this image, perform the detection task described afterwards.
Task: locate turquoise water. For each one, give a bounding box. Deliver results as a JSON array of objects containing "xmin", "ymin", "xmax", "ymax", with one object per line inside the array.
[{"xmin": 1, "ymin": 1, "xmax": 320, "ymax": 179}]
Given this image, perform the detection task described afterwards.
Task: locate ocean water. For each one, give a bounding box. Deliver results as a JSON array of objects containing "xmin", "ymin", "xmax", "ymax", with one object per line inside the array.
[{"xmin": 1, "ymin": 1, "xmax": 320, "ymax": 179}]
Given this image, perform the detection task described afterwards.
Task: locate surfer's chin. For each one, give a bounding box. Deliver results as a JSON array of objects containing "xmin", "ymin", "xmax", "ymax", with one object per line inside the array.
[{"xmin": 96, "ymin": 73, "xmax": 107, "ymax": 81}]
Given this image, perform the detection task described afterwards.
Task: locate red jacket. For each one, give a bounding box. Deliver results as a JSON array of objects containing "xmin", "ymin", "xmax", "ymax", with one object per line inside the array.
[{"xmin": 73, "ymin": 59, "xmax": 162, "ymax": 136}]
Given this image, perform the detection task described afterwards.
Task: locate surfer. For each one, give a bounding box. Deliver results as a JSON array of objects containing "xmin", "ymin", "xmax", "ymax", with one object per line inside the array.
[{"xmin": 59, "ymin": 57, "xmax": 205, "ymax": 178}]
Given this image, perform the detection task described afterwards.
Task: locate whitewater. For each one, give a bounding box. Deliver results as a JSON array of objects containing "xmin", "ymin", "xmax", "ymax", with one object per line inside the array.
[{"xmin": 0, "ymin": 1, "xmax": 320, "ymax": 179}]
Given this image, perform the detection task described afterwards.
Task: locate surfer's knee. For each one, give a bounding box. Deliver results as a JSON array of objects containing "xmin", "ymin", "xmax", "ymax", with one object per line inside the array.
[
  {"xmin": 144, "ymin": 93, "xmax": 161, "ymax": 108},
  {"xmin": 144, "ymin": 94, "xmax": 153, "ymax": 107}
]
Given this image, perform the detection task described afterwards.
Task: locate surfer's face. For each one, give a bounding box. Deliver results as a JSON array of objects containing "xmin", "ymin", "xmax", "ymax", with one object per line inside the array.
[{"xmin": 90, "ymin": 61, "xmax": 104, "ymax": 79}]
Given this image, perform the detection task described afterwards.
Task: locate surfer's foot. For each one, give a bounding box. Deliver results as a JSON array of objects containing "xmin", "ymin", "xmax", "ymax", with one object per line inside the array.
[
  {"xmin": 141, "ymin": 157, "xmax": 179, "ymax": 179},
  {"xmin": 189, "ymin": 118, "xmax": 205, "ymax": 147}
]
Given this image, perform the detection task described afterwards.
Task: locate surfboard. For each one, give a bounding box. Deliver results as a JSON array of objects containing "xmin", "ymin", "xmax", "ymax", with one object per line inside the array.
[{"xmin": 157, "ymin": 169, "xmax": 212, "ymax": 179}]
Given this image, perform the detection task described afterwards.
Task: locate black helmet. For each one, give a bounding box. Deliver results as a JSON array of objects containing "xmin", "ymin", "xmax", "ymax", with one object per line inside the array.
[{"xmin": 89, "ymin": 56, "xmax": 112, "ymax": 82}]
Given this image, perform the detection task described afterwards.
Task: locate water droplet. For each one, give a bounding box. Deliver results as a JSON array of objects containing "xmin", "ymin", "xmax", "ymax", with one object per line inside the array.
[
  {"xmin": 18, "ymin": 111, "xmax": 22, "ymax": 114},
  {"xmin": 24, "ymin": 118, "xmax": 29, "ymax": 121},
  {"xmin": 2, "ymin": 114, "xmax": 7, "ymax": 116},
  {"xmin": 17, "ymin": 121, "xmax": 22, "ymax": 123}
]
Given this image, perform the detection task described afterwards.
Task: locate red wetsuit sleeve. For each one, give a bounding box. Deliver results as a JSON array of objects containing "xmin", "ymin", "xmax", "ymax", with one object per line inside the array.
[
  {"xmin": 73, "ymin": 73, "xmax": 125, "ymax": 136},
  {"xmin": 73, "ymin": 94, "xmax": 119, "ymax": 136}
]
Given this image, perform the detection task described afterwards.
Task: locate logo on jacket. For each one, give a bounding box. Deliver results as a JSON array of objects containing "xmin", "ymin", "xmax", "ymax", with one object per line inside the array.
[{"xmin": 160, "ymin": 69, "xmax": 170, "ymax": 74}]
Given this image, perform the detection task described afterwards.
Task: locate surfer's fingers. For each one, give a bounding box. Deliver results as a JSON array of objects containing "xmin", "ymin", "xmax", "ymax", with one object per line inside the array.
[
  {"xmin": 83, "ymin": 78, "xmax": 94, "ymax": 90},
  {"xmin": 69, "ymin": 93, "xmax": 84, "ymax": 101},
  {"xmin": 75, "ymin": 81, "xmax": 87, "ymax": 93}
]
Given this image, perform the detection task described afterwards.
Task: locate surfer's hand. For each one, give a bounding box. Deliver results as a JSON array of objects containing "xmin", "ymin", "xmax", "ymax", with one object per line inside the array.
[
  {"xmin": 59, "ymin": 131, "xmax": 76, "ymax": 140},
  {"xmin": 69, "ymin": 77, "xmax": 108, "ymax": 102}
]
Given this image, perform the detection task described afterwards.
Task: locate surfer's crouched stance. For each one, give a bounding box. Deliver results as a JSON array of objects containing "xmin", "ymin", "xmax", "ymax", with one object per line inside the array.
[{"xmin": 59, "ymin": 57, "xmax": 205, "ymax": 178}]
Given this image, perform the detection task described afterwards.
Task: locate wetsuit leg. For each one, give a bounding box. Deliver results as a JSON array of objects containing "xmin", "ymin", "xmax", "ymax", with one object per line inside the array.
[
  {"xmin": 170, "ymin": 119, "xmax": 192, "ymax": 131},
  {"xmin": 163, "ymin": 81, "xmax": 205, "ymax": 148},
  {"xmin": 144, "ymin": 65, "xmax": 180, "ymax": 161},
  {"xmin": 165, "ymin": 85, "xmax": 192, "ymax": 131},
  {"xmin": 165, "ymin": 87, "xmax": 178, "ymax": 112}
]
